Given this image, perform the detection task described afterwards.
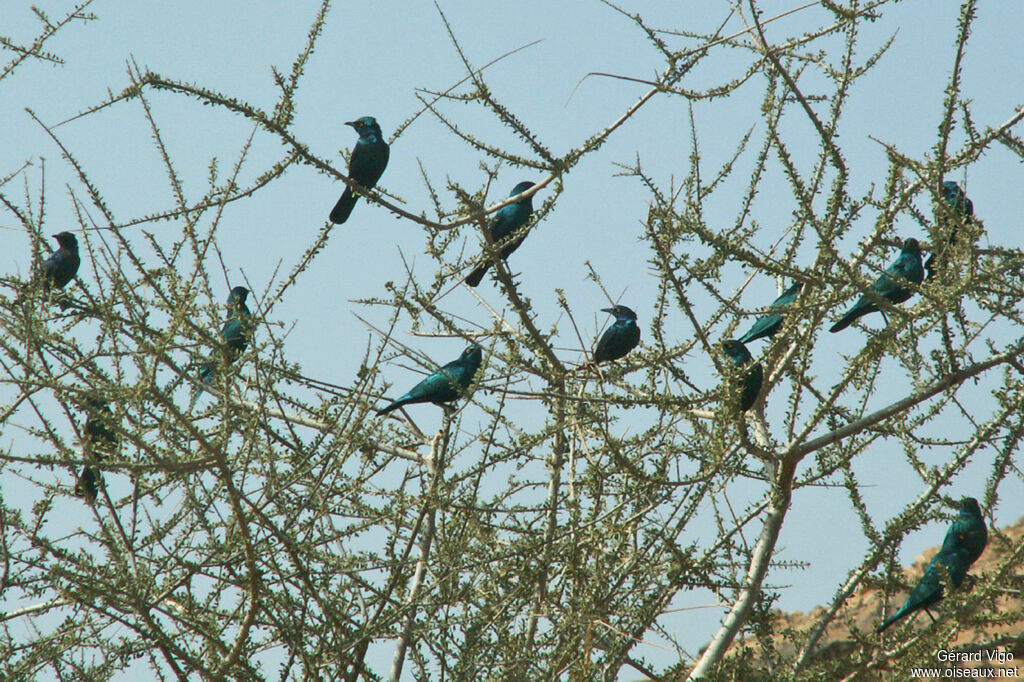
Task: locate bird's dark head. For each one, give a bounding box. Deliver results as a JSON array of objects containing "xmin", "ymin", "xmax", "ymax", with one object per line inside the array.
[
  {"xmin": 346, "ymin": 116, "xmax": 382, "ymax": 139},
  {"xmin": 901, "ymin": 237, "xmax": 921, "ymax": 256},
  {"xmin": 53, "ymin": 232, "xmax": 78, "ymax": 250},
  {"xmin": 959, "ymin": 497, "xmax": 982, "ymax": 517},
  {"xmin": 84, "ymin": 394, "xmax": 108, "ymax": 411},
  {"xmin": 508, "ymin": 182, "xmax": 537, "ymax": 210},
  {"xmin": 785, "ymin": 281, "xmax": 804, "ymax": 295},
  {"xmin": 509, "ymin": 181, "xmax": 536, "ymax": 198},
  {"xmin": 940, "ymin": 180, "xmax": 973, "ymax": 216},
  {"xmin": 461, "ymin": 343, "xmax": 483, "ymax": 364},
  {"xmin": 721, "ymin": 339, "xmax": 752, "ymax": 364},
  {"xmin": 227, "ymin": 286, "xmax": 250, "ymax": 304},
  {"xmin": 941, "ymin": 180, "xmax": 963, "ymax": 200},
  {"xmin": 602, "ymin": 305, "xmax": 637, "ymax": 322}
]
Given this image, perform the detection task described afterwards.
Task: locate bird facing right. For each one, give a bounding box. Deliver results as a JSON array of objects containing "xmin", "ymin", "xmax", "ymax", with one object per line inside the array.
[
  {"xmin": 464, "ymin": 182, "xmax": 536, "ymax": 287},
  {"xmin": 378, "ymin": 344, "xmax": 483, "ymax": 415},
  {"xmin": 329, "ymin": 116, "xmax": 390, "ymax": 224},
  {"xmin": 829, "ymin": 238, "xmax": 924, "ymax": 333},
  {"xmin": 877, "ymin": 497, "xmax": 988, "ymax": 633},
  {"xmin": 593, "ymin": 305, "xmax": 640, "ymax": 364},
  {"xmin": 738, "ymin": 281, "xmax": 803, "ymax": 344}
]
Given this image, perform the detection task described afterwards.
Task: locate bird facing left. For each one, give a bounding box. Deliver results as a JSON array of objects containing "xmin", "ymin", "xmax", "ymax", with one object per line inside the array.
[
  {"xmin": 329, "ymin": 116, "xmax": 390, "ymax": 224},
  {"xmin": 41, "ymin": 231, "xmax": 81, "ymax": 290},
  {"xmin": 593, "ymin": 305, "xmax": 640, "ymax": 364},
  {"xmin": 721, "ymin": 339, "xmax": 763, "ymax": 413}
]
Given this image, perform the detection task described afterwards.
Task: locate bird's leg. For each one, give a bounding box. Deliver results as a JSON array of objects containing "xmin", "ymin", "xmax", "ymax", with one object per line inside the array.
[{"xmin": 923, "ymin": 608, "xmax": 937, "ymax": 624}]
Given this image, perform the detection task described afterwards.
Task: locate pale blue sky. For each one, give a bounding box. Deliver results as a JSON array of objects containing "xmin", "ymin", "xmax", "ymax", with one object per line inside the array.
[{"xmin": 2, "ymin": 1, "xmax": 1023, "ymax": 676}]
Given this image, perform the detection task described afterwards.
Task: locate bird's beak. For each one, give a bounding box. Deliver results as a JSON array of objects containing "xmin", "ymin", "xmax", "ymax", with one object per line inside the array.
[
  {"xmin": 345, "ymin": 120, "xmax": 357, "ymax": 128},
  {"xmin": 601, "ymin": 308, "xmax": 616, "ymax": 314}
]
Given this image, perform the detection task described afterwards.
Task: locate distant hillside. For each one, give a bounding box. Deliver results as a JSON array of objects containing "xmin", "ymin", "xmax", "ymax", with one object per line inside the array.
[{"xmin": 675, "ymin": 518, "xmax": 1024, "ymax": 680}]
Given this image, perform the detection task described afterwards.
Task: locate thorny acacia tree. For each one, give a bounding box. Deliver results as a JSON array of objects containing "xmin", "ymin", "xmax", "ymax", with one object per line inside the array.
[{"xmin": 1, "ymin": 1, "xmax": 1023, "ymax": 680}]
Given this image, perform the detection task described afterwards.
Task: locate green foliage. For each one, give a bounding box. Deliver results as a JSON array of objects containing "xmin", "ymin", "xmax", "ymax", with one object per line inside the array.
[{"xmin": 1, "ymin": 1, "xmax": 1023, "ymax": 681}]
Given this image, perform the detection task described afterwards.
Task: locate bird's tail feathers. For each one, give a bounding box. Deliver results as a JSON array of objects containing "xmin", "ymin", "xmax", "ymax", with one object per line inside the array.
[
  {"xmin": 188, "ymin": 385, "xmax": 204, "ymax": 410},
  {"xmin": 377, "ymin": 397, "xmax": 408, "ymax": 416},
  {"xmin": 330, "ymin": 189, "xmax": 356, "ymax": 224},
  {"xmin": 829, "ymin": 307, "xmax": 865, "ymax": 333},
  {"xmin": 829, "ymin": 317, "xmax": 853, "ymax": 333},
  {"xmin": 74, "ymin": 465, "xmax": 100, "ymax": 504},
  {"xmin": 189, "ymin": 364, "xmax": 215, "ymax": 409},
  {"xmin": 464, "ymin": 263, "xmax": 488, "ymax": 288},
  {"xmin": 876, "ymin": 609, "xmax": 904, "ymax": 633},
  {"xmin": 737, "ymin": 330, "xmax": 758, "ymax": 345}
]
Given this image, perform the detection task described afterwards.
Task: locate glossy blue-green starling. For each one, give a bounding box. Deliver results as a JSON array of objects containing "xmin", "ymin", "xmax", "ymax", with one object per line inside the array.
[
  {"xmin": 925, "ymin": 181, "xmax": 974, "ymax": 281},
  {"xmin": 378, "ymin": 344, "xmax": 482, "ymax": 415},
  {"xmin": 829, "ymin": 238, "xmax": 924, "ymax": 333},
  {"xmin": 721, "ymin": 339, "xmax": 763, "ymax": 413},
  {"xmin": 41, "ymin": 232, "xmax": 80, "ymax": 290},
  {"xmin": 329, "ymin": 116, "xmax": 390, "ymax": 224},
  {"xmin": 738, "ymin": 282, "xmax": 803, "ymax": 344},
  {"xmin": 593, "ymin": 305, "xmax": 640, "ymax": 364},
  {"xmin": 464, "ymin": 182, "xmax": 536, "ymax": 287},
  {"xmin": 877, "ymin": 497, "xmax": 987, "ymax": 633},
  {"xmin": 191, "ymin": 286, "xmax": 252, "ymax": 406},
  {"xmin": 75, "ymin": 396, "xmax": 118, "ymax": 504}
]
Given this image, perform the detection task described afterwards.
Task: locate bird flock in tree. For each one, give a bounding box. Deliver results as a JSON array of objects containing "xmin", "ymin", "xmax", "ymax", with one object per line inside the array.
[{"xmin": 31, "ymin": 112, "xmax": 987, "ymax": 635}]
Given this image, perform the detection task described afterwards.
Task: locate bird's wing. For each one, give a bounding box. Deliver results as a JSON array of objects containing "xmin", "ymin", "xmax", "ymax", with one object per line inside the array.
[
  {"xmin": 889, "ymin": 255, "xmax": 919, "ymax": 282},
  {"xmin": 349, "ymin": 143, "xmax": 388, "ymax": 187}
]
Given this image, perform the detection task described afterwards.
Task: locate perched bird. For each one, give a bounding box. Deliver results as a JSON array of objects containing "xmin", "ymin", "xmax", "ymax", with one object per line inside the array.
[
  {"xmin": 218, "ymin": 286, "xmax": 252, "ymax": 355},
  {"xmin": 593, "ymin": 305, "xmax": 641, "ymax": 364},
  {"xmin": 829, "ymin": 238, "xmax": 924, "ymax": 333},
  {"xmin": 41, "ymin": 232, "xmax": 81, "ymax": 290},
  {"xmin": 75, "ymin": 397, "xmax": 118, "ymax": 504},
  {"xmin": 877, "ymin": 497, "xmax": 988, "ymax": 633},
  {"xmin": 464, "ymin": 182, "xmax": 536, "ymax": 287},
  {"xmin": 721, "ymin": 340, "xmax": 763, "ymax": 413},
  {"xmin": 925, "ymin": 181, "xmax": 974, "ymax": 281},
  {"xmin": 75, "ymin": 466, "xmax": 101, "ymax": 505},
  {"xmin": 378, "ymin": 344, "xmax": 483, "ymax": 415},
  {"xmin": 738, "ymin": 282, "xmax": 803, "ymax": 344},
  {"xmin": 329, "ymin": 116, "xmax": 390, "ymax": 224},
  {"xmin": 191, "ymin": 286, "xmax": 252, "ymax": 407}
]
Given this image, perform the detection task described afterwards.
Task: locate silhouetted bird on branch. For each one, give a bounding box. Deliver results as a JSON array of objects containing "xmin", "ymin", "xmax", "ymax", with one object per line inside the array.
[
  {"xmin": 925, "ymin": 181, "xmax": 974, "ymax": 281},
  {"xmin": 721, "ymin": 340, "xmax": 762, "ymax": 413},
  {"xmin": 41, "ymin": 231, "xmax": 80, "ymax": 290},
  {"xmin": 877, "ymin": 497, "xmax": 987, "ymax": 633},
  {"xmin": 75, "ymin": 396, "xmax": 118, "ymax": 504},
  {"xmin": 378, "ymin": 344, "xmax": 482, "ymax": 415},
  {"xmin": 738, "ymin": 281, "xmax": 803, "ymax": 344},
  {"xmin": 593, "ymin": 305, "xmax": 640, "ymax": 364},
  {"xmin": 329, "ymin": 116, "xmax": 390, "ymax": 224},
  {"xmin": 191, "ymin": 286, "xmax": 252, "ymax": 407},
  {"xmin": 464, "ymin": 181, "xmax": 536, "ymax": 287},
  {"xmin": 829, "ymin": 238, "xmax": 924, "ymax": 333}
]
